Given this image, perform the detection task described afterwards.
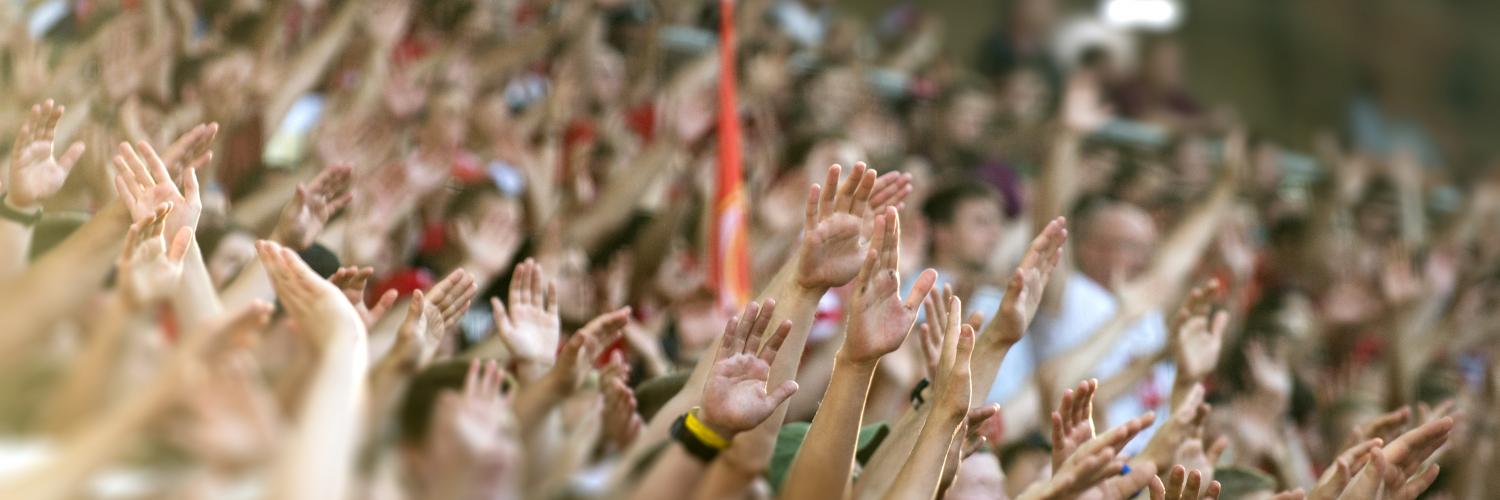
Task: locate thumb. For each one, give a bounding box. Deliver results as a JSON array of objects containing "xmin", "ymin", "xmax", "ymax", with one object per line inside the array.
[
  {"xmin": 168, "ymin": 227, "xmax": 195, "ymax": 262},
  {"xmin": 59, "ymin": 142, "xmax": 86, "ymax": 170},
  {"xmin": 767, "ymin": 380, "xmax": 799, "ymax": 407}
]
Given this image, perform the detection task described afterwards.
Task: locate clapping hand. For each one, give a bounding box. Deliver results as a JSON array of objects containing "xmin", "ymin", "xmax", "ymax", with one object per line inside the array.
[{"xmin": 698, "ymin": 300, "xmax": 799, "ymax": 439}]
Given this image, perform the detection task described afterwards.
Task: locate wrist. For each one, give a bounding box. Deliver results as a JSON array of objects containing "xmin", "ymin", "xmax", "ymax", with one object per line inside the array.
[
  {"xmin": 3, "ymin": 192, "xmax": 39, "ymax": 211},
  {"xmin": 835, "ymin": 349, "xmax": 881, "ymax": 373}
]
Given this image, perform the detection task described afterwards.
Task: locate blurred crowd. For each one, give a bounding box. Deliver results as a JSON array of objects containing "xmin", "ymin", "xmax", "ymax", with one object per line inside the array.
[{"xmin": 0, "ymin": 0, "xmax": 1496, "ymax": 499}]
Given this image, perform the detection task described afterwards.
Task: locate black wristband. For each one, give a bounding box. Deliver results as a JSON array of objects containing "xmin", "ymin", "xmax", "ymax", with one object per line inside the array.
[
  {"xmin": 671, "ymin": 413, "xmax": 721, "ymax": 461},
  {"xmin": 0, "ymin": 194, "xmax": 41, "ymax": 227},
  {"xmin": 910, "ymin": 378, "xmax": 931, "ymax": 408}
]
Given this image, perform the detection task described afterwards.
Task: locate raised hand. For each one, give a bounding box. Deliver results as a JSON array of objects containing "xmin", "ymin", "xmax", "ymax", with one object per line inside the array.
[
  {"xmin": 988, "ymin": 217, "xmax": 1068, "ymax": 346},
  {"xmin": 1171, "ymin": 279, "xmax": 1229, "ymax": 385},
  {"xmin": 1336, "ymin": 416, "xmax": 1453, "ymax": 500},
  {"xmin": 842, "ymin": 207, "xmax": 937, "ymax": 365},
  {"xmin": 273, "ymin": 164, "xmax": 353, "ymax": 250},
  {"xmin": 868, "ymin": 170, "xmax": 914, "ymax": 213},
  {"xmin": 1344, "ymin": 406, "xmax": 1410, "ymax": 452},
  {"xmin": 1150, "ymin": 465, "xmax": 1222, "ymax": 500},
  {"xmin": 600, "ymin": 351, "xmax": 643, "ymax": 451},
  {"xmin": 491, "ymin": 259, "xmax": 561, "ymax": 367},
  {"xmin": 6, "ymin": 100, "xmax": 85, "ymax": 208},
  {"xmin": 452, "ymin": 207, "xmax": 523, "ymax": 277},
  {"xmin": 1309, "ymin": 438, "xmax": 1382, "ymax": 500},
  {"xmin": 114, "ymin": 141, "xmax": 202, "ymax": 236},
  {"xmin": 1051, "ymin": 379, "xmax": 1099, "ymax": 472},
  {"xmin": 419, "ymin": 359, "xmax": 520, "ymax": 499},
  {"xmin": 427, "ymin": 269, "xmax": 479, "ymax": 333},
  {"xmin": 328, "ymin": 266, "xmax": 399, "ymax": 328},
  {"xmin": 796, "ymin": 163, "xmax": 877, "ymax": 290},
  {"xmin": 550, "ymin": 307, "xmax": 631, "ymax": 392},
  {"xmin": 918, "ymin": 284, "xmax": 982, "ymax": 380},
  {"xmin": 158, "ymin": 123, "xmax": 217, "ymax": 182},
  {"xmin": 118, "ymin": 202, "xmax": 193, "ymax": 307},
  {"xmin": 931, "ymin": 295, "xmax": 977, "ymax": 420},
  {"xmin": 699, "ymin": 300, "xmax": 799, "ymax": 439},
  {"xmin": 388, "ymin": 290, "xmax": 446, "ymax": 370},
  {"xmin": 1060, "ymin": 75, "xmax": 1113, "ymax": 134},
  {"xmin": 1139, "ymin": 384, "xmax": 1212, "ymax": 470},
  {"xmin": 1336, "ymin": 445, "xmax": 1440, "ymax": 500},
  {"xmin": 256, "ymin": 240, "xmax": 365, "ymax": 341}
]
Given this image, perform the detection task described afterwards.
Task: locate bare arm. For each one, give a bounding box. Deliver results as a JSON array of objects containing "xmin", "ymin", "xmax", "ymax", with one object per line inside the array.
[
  {"xmin": 884, "ymin": 297, "xmax": 974, "ymax": 500},
  {"xmin": 782, "ymin": 209, "xmax": 936, "ymax": 500}
]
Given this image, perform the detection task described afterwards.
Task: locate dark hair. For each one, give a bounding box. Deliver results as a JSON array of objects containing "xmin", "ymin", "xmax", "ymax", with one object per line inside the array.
[
  {"xmin": 397, "ymin": 360, "xmax": 481, "ymax": 445},
  {"xmin": 921, "ymin": 180, "xmax": 1000, "ymax": 226}
]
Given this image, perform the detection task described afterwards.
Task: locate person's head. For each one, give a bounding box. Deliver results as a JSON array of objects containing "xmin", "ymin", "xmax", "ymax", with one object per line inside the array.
[
  {"xmin": 1072, "ymin": 199, "xmax": 1157, "ymax": 286},
  {"xmin": 922, "ymin": 181, "xmax": 1005, "ymax": 271},
  {"xmin": 1141, "ymin": 35, "xmax": 1184, "ymax": 88},
  {"xmin": 939, "ymin": 84, "xmax": 998, "ymax": 148},
  {"xmin": 945, "ymin": 452, "xmax": 1005, "ymax": 500},
  {"xmin": 397, "ymin": 359, "xmax": 518, "ymax": 496}
]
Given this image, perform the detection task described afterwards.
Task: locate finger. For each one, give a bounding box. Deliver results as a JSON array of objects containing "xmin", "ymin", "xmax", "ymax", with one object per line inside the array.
[
  {"xmin": 849, "ymin": 164, "xmax": 875, "ymax": 216},
  {"xmin": 529, "ymin": 261, "xmax": 544, "ymax": 307},
  {"xmin": 819, "ymin": 164, "xmax": 840, "ymax": 220},
  {"xmin": 1150, "ymin": 475, "xmax": 1167, "ymax": 500},
  {"xmin": 1208, "ymin": 436, "xmax": 1230, "ymax": 464},
  {"xmin": 514, "ymin": 260, "xmax": 532, "ymax": 306},
  {"xmin": 371, "ymin": 290, "xmax": 399, "ymax": 320},
  {"xmin": 464, "ymin": 358, "xmax": 482, "ymax": 398},
  {"xmin": 716, "ymin": 314, "xmax": 741, "ymax": 362},
  {"xmin": 804, "ymin": 183, "xmax": 820, "ymax": 231},
  {"xmin": 57, "ymin": 141, "xmax": 85, "ymax": 170},
  {"xmin": 119, "ymin": 142, "xmax": 154, "ymax": 187},
  {"xmin": 168, "ymin": 227, "xmax": 194, "ymax": 263},
  {"xmin": 766, "ymin": 380, "xmax": 799, "ymax": 407},
  {"xmin": 758, "ymin": 320, "xmax": 794, "ymax": 366},
  {"xmin": 882, "ymin": 207, "xmax": 899, "ymax": 270},
  {"xmin": 745, "ymin": 299, "xmax": 776, "ymax": 354},
  {"xmin": 183, "ymin": 167, "xmax": 200, "ymax": 203},
  {"xmin": 905, "ymin": 269, "xmax": 938, "ymax": 310},
  {"xmin": 734, "ymin": 301, "xmax": 762, "ymax": 354},
  {"xmin": 1203, "ymin": 480, "xmax": 1221, "ymax": 500},
  {"xmin": 490, "ymin": 297, "xmax": 508, "ymax": 327},
  {"xmin": 1164, "ymin": 465, "xmax": 1187, "ymax": 500},
  {"xmin": 835, "ymin": 163, "xmax": 863, "ymax": 213},
  {"xmin": 545, "ymin": 282, "xmax": 558, "ymax": 315},
  {"xmin": 137, "ymin": 141, "xmax": 171, "ymax": 185},
  {"xmin": 956, "ymin": 324, "xmax": 975, "ymax": 375}
]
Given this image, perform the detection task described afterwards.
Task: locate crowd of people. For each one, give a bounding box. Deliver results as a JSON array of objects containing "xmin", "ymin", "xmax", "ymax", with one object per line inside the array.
[{"xmin": 0, "ymin": 0, "xmax": 1496, "ymax": 498}]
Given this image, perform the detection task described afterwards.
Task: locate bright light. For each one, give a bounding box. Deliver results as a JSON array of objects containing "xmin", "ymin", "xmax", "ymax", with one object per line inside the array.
[{"xmin": 1100, "ymin": 0, "xmax": 1183, "ymax": 31}]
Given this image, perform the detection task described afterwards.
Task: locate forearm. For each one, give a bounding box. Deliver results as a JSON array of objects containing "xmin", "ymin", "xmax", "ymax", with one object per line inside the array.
[
  {"xmin": 512, "ymin": 372, "xmax": 568, "ymax": 431},
  {"xmin": 219, "ymin": 257, "xmax": 274, "ymax": 312},
  {"xmin": 262, "ymin": 0, "xmax": 360, "ymax": 132},
  {"xmin": 0, "ymin": 365, "xmax": 175, "ymax": 500},
  {"xmin": 0, "ymin": 217, "xmax": 34, "ymax": 280},
  {"xmin": 41, "ymin": 295, "xmax": 135, "ymax": 435},
  {"xmin": 882, "ymin": 410, "xmax": 963, "ymax": 500},
  {"xmin": 0, "ymin": 203, "xmax": 129, "ymax": 358},
  {"xmin": 628, "ymin": 446, "xmax": 709, "ymax": 500},
  {"xmin": 171, "ymin": 243, "xmax": 223, "ymax": 332},
  {"xmin": 854, "ymin": 405, "xmax": 929, "ymax": 500},
  {"xmin": 622, "ymin": 261, "xmax": 818, "ymax": 471},
  {"xmin": 693, "ymin": 456, "xmax": 762, "ymax": 500},
  {"xmin": 971, "ymin": 340, "xmax": 1016, "ymax": 405},
  {"xmin": 781, "ymin": 355, "xmax": 879, "ymax": 500},
  {"xmin": 564, "ymin": 143, "xmax": 679, "ymax": 254},
  {"xmin": 269, "ymin": 333, "xmax": 369, "ymax": 500}
]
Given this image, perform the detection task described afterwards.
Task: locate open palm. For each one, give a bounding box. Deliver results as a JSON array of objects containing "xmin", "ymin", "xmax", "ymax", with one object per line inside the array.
[
  {"xmin": 990, "ymin": 217, "xmax": 1067, "ymax": 345},
  {"xmin": 844, "ymin": 208, "xmax": 936, "ymax": 364},
  {"xmin": 796, "ymin": 163, "xmax": 876, "ymax": 290},
  {"xmin": 492, "ymin": 259, "xmax": 561, "ymax": 365},
  {"xmin": 7, "ymin": 100, "xmax": 85, "ymax": 208},
  {"xmin": 699, "ymin": 300, "xmax": 798, "ymax": 437}
]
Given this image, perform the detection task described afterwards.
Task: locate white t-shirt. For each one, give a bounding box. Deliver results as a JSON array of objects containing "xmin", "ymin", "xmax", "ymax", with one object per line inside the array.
[{"xmin": 1013, "ymin": 274, "xmax": 1174, "ymax": 454}]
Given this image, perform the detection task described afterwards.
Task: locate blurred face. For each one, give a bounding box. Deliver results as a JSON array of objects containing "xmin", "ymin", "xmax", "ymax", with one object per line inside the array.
[
  {"xmin": 944, "ymin": 91, "xmax": 996, "ymax": 147},
  {"xmin": 933, "ymin": 197, "xmax": 1004, "ymax": 270},
  {"xmin": 1000, "ymin": 68, "xmax": 1050, "ymax": 125},
  {"xmin": 1145, "ymin": 41, "xmax": 1183, "ymax": 87},
  {"xmin": 589, "ymin": 50, "xmax": 626, "ymax": 103},
  {"xmin": 946, "ymin": 453, "xmax": 1004, "ymax": 500},
  {"xmin": 1077, "ymin": 205, "xmax": 1157, "ymax": 286}
]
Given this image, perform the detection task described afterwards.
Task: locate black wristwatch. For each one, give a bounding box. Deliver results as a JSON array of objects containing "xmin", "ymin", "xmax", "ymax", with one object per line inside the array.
[
  {"xmin": 910, "ymin": 378, "xmax": 931, "ymax": 408},
  {"xmin": 0, "ymin": 194, "xmax": 42, "ymax": 227},
  {"xmin": 671, "ymin": 412, "xmax": 722, "ymax": 461}
]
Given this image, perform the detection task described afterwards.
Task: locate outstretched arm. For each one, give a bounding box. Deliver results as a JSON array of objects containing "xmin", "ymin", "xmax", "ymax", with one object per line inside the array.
[
  {"xmin": 258, "ymin": 241, "xmax": 370, "ymax": 500},
  {"xmin": 1, "ymin": 100, "xmax": 85, "ymax": 280},
  {"xmin": 782, "ymin": 208, "xmax": 937, "ymax": 500},
  {"xmin": 884, "ymin": 296, "xmax": 974, "ymax": 500}
]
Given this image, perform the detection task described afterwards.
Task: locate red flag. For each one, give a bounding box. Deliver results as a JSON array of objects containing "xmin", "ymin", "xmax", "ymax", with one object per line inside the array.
[{"xmin": 710, "ymin": 0, "xmax": 751, "ymax": 309}]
